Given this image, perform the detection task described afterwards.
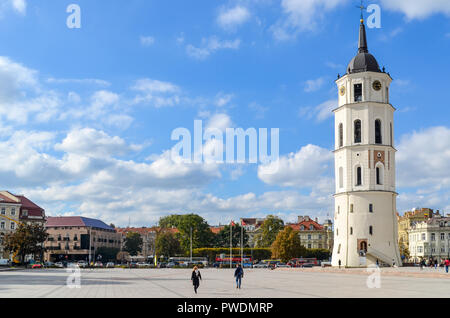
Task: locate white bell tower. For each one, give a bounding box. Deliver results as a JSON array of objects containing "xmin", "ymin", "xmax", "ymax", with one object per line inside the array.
[{"xmin": 331, "ymin": 18, "xmax": 402, "ymax": 267}]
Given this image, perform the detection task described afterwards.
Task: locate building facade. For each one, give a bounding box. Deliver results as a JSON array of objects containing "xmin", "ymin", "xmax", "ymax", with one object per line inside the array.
[
  {"xmin": 240, "ymin": 218, "xmax": 268, "ymax": 248},
  {"xmin": 44, "ymin": 216, "xmax": 122, "ymax": 262},
  {"xmin": 117, "ymin": 227, "xmax": 159, "ymax": 261},
  {"xmin": 0, "ymin": 192, "xmax": 21, "ymax": 259},
  {"xmin": 287, "ymin": 216, "xmax": 333, "ymax": 250},
  {"xmin": 408, "ymin": 214, "xmax": 450, "ymax": 263},
  {"xmin": 331, "ymin": 18, "xmax": 402, "ymax": 267},
  {"xmin": 398, "ymin": 208, "xmax": 437, "ymax": 253}
]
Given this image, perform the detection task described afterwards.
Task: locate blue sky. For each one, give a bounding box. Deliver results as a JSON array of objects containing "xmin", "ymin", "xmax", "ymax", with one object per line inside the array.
[{"xmin": 0, "ymin": 0, "xmax": 449, "ymax": 227}]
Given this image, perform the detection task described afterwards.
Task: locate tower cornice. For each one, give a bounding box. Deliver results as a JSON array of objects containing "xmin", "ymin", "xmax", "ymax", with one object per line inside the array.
[
  {"xmin": 333, "ymin": 144, "xmax": 397, "ymax": 153},
  {"xmin": 333, "ymin": 190, "xmax": 398, "ymax": 197},
  {"xmin": 333, "ymin": 101, "xmax": 396, "ymax": 113}
]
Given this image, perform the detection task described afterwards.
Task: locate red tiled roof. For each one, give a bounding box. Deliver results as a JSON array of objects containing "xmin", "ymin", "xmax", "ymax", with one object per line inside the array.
[
  {"xmin": 16, "ymin": 195, "xmax": 44, "ymax": 217},
  {"xmin": 0, "ymin": 193, "xmax": 18, "ymax": 204},
  {"xmin": 287, "ymin": 220, "xmax": 323, "ymax": 231},
  {"xmin": 46, "ymin": 216, "xmax": 114, "ymax": 231},
  {"xmin": 117, "ymin": 227, "xmax": 179, "ymax": 235},
  {"xmin": 210, "ymin": 226, "xmax": 224, "ymax": 234}
]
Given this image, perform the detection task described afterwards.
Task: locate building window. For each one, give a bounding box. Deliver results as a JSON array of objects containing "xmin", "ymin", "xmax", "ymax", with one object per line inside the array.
[
  {"xmin": 422, "ymin": 233, "xmax": 426, "ymax": 241},
  {"xmin": 308, "ymin": 244, "xmax": 312, "ymax": 249},
  {"xmin": 11, "ymin": 208, "xmax": 15, "ymax": 216},
  {"xmin": 369, "ymin": 226, "xmax": 373, "ymax": 235},
  {"xmin": 309, "ymin": 225, "xmax": 314, "ymax": 230},
  {"xmin": 0, "ymin": 222, "xmax": 5, "ymax": 229},
  {"xmin": 336, "ymin": 228, "xmax": 339, "ymax": 236},
  {"xmin": 441, "ymin": 233, "xmax": 445, "ymax": 240},
  {"xmin": 375, "ymin": 119, "xmax": 382, "ymax": 144},
  {"xmin": 356, "ymin": 166, "xmax": 362, "ymax": 186},
  {"xmin": 339, "ymin": 123, "xmax": 343, "ymax": 148},
  {"xmin": 350, "ymin": 204, "xmax": 354, "ymax": 213},
  {"xmin": 431, "ymin": 233, "xmax": 436, "ymax": 241},
  {"xmin": 354, "ymin": 120, "xmax": 362, "ymax": 143},
  {"xmin": 308, "ymin": 234, "xmax": 312, "ymax": 240},
  {"xmin": 1, "ymin": 208, "xmax": 5, "ymax": 215},
  {"xmin": 350, "ymin": 227, "xmax": 353, "ymax": 235},
  {"xmin": 337, "ymin": 244, "xmax": 341, "ymax": 254},
  {"xmin": 386, "ymin": 87, "xmax": 389, "ymax": 103},
  {"xmin": 369, "ymin": 204, "xmax": 373, "ymax": 213},
  {"xmin": 11, "ymin": 223, "xmax": 15, "ymax": 230},
  {"xmin": 354, "ymin": 83, "xmax": 362, "ymax": 102}
]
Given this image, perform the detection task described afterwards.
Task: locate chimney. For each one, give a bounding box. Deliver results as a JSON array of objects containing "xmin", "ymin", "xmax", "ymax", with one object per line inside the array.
[{"xmin": 315, "ymin": 217, "xmax": 318, "ymax": 223}]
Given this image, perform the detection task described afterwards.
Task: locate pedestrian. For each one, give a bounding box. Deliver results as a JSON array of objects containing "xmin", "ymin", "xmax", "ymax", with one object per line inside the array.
[
  {"xmin": 338, "ymin": 259, "xmax": 341, "ymax": 269},
  {"xmin": 234, "ymin": 264, "xmax": 244, "ymax": 289},
  {"xmin": 434, "ymin": 259, "xmax": 438, "ymax": 270},
  {"xmin": 191, "ymin": 266, "xmax": 202, "ymax": 294},
  {"xmin": 445, "ymin": 259, "xmax": 450, "ymax": 274}
]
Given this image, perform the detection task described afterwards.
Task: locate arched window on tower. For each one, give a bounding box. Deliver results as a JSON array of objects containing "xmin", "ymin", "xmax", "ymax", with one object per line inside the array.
[
  {"xmin": 375, "ymin": 119, "xmax": 382, "ymax": 144},
  {"xmin": 354, "ymin": 83, "xmax": 362, "ymax": 102},
  {"xmin": 354, "ymin": 120, "xmax": 362, "ymax": 143},
  {"xmin": 356, "ymin": 166, "xmax": 362, "ymax": 186},
  {"xmin": 339, "ymin": 123, "xmax": 343, "ymax": 148},
  {"xmin": 376, "ymin": 165, "xmax": 384, "ymax": 185},
  {"xmin": 369, "ymin": 226, "xmax": 373, "ymax": 235}
]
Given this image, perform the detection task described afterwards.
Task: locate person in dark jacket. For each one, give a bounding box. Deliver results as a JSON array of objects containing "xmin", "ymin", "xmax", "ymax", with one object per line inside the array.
[
  {"xmin": 234, "ymin": 264, "xmax": 244, "ymax": 289},
  {"xmin": 191, "ymin": 266, "xmax": 202, "ymax": 294}
]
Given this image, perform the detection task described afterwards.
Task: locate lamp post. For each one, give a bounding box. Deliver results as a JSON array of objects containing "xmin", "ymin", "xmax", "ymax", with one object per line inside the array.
[{"xmin": 190, "ymin": 227, "xmax": 193, "ymax": 263}]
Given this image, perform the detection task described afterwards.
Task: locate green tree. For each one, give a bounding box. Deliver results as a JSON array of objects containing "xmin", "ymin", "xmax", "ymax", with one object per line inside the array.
[
  {"xmin": 159, "ymin": 214, "xmax": 215, "ymax": 251},
  {"xmin": 215, "ymin": 224, "xmax": 248, "ymax": 248},
  {"xmin": 254, "ymin": 215, "xmax": 284, "ymax": 247},
  {"xmin": 3, "ymin": 223, "xmax": 48, "ymax": 264},
  {"xmin": 155, "ymin": 231, "xmax": 182, "ymax": 258},
  {"xmin": 271, "ymin": 227, "xmax": 306, "ymax": 262},
  {"xmin": 96, "ymin": 247, "xmax": 120, "ymax": 262},
  {"xmin": 123, "ymin": 232, "xmax": 143, "ymax": 256}
]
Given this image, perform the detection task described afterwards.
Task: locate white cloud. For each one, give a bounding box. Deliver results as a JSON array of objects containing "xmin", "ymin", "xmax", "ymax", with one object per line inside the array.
[
  {"xmin": 206, "ymin": 113, "xmax": 233, "ymax": 132},
  {"xmin": 304, "ymin": 77, "xmax": 325, "ymax": 92},
  {"xmin": 258, "ymin": 144, "xmax": 333, "ymax": 189},
  {"xmin": 379, "ymin": 0, "xmax": 450, "ymax": 20},
  {"xmin": 186, "ymin": 37, "xmax": 241, "ymax": 60},
  {"xmin": 299, "ymin": 99, "xmax": 337, "ymax": 122},
  {"xmin": 397, "ymin": 126, "xmax": 450, "ymax": 189},
  {"xmin": 46, "ymin": 78, "xmax": 111, "ymax": 87},
  {"xmin": 11, "ymin": 0, "xmax": 25, "ymax": 14},
  {"xmin": 215, "ymin": 92, "xmax": 234, "ymax": 107},
  {"xmin": 55, "ymin": 128, "xmax": 141, "ymax": 159},
  {"xmin": 217, "ymin": 5, "xmax": 251, "ymax": 31},
  {"xmin": 140, "ymin": 36, "xmax": 155, "ymax": 47},
  {"xmin": 131, "ymin": 78, "xmax": 181, "ymax": 108},
  {"xmin": 271, "ymin": 0, "xmax": 348, "ymax": 41}
]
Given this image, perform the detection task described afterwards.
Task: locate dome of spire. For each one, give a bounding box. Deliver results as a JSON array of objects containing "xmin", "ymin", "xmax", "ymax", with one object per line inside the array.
[{"xmin": 347, "ymin": 20, "xmax": 381, "ymax": 74}]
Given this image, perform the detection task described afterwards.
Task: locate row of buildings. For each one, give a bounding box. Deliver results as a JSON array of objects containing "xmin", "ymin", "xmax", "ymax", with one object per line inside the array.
[{"xmin": 1, "ymin": 189, "xmax": 449, "ymax": 264}]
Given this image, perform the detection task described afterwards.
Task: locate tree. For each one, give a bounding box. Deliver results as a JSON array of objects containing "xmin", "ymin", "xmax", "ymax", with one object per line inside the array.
[
  {"xmin": 159, "ymin": 214, "xmax": 215, "ymax": 251},
  {"xmin": 215, "ymin": 224, "xmax": 248, "ymax": 248},
  {"xmin": 155, "ymin": 231, "xmax": 182, "ymax": 258},
  {"xmin": 116, "ymin": 251, "xmax": 130, "ymax": 264},
  {"xmin": 3, "ymin": 223, "xmax": 48, "ymax": 264},
  {"xmin": 123, "ymin": 232, "xmax": 143, "ymax": 256},
  {"xmin": 254, "ymin": 215, "xmax": 284, "ymax": 248},
  {"xmin": 271, "ymin": 227, "xmax": 306, "ymax": 262},
  {"xmin": 399, "ymin": 244, "xmax": 410, "ymax": 261},
  {"xmin": 96, "ymin": 247, "xmax": 120, "ymax": 262}
]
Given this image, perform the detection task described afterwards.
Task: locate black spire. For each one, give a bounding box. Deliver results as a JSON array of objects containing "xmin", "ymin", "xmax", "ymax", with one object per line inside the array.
[{"xmin": 358, "ymin": 20, "xmax": 368, "ymax": 54}]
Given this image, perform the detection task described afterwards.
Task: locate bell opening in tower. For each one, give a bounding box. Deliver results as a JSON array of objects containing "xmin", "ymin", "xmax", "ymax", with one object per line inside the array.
[{"xmin": 354, "ymin": 83, "xmax": 362, "ymax": 102}]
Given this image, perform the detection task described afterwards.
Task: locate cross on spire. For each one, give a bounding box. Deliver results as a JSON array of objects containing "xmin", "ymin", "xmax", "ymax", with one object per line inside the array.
[{"xmin": 356, "ymin": 0, "xmax": 366, "ymax": 21}]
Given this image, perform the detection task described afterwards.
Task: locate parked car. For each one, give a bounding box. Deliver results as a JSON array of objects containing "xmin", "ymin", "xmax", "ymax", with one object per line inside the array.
[
  {"xmin": 77, "ymin": 260, "xmax": 88, "ymax": 268},
  {"xmin": 55, "ymin": 262, "xmax": 64, "ymax": 268},
  {"xmin": 137, "ymin": 262, "xmax": 148, "ymax": 268},
  {"xmin": 94, "ymin": 262, "xmax": 104, "ymax": 268},
  {"xmin": 166, "ymin": 262, "xmax": 179, "ymax": 268},
  {"xmin": 275, "ymin": 263, "xmax": 291, "ymax": 268},
  {"xmin": 157, "ymin": 262, "xmax": 167, "ymax": 268},
  {"xmin": 252, "ymin": 262, "xmax": 268, "ymax": 268},
  {"xmin": 31, "ymin": 263, "xmax": 43, "ymax": 269},
  {"xmin": 321, "ymin": 261, "xmax": 332, "ymax": 267},
  {"xmin": 128, "ymin": 262, "xmax": 137, "ymax": 268},
  {"xmin": 301, "ymin": 263, "xmax": 314, "ymax": 268},
  {"xmin": 106, "ymin": 262, "xmax": 115, "ymax": 268},
  {"xmin": 0, "ymin": 259, "xmax": 11, "ymax": 266},
  {"xmin": 44, "ymin": 261, "xmax": 54, "ymax": 267}
]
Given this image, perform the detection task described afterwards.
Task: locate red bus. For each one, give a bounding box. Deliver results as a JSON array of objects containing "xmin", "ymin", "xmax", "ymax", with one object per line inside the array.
[{"xmin": 289, "ymin": 258, "xmax": 318, "ymax": 267}]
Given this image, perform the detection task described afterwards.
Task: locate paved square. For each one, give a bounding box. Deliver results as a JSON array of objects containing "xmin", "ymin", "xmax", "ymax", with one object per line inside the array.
[{"xmin": 0, "ymin": 267, "xmax": 449, "ymax": 298}]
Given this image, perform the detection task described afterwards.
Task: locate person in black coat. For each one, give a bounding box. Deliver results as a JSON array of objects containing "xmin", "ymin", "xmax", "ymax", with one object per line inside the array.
[
  {"xmin": 234, "ymin": 264, "xmax": 244, "ymax": 289},
  {"xmin": 191, "ymin": 266, "xmax": 202, "ymax": 294}
]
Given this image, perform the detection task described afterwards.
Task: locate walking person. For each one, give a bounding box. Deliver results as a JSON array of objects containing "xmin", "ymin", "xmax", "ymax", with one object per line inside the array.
[
  {"xmin": 445, "ymin": 259, "xmax": 450, "ymax": 274},
  {"xmin": 234, "ymin": 264, "xmax": 244, "ymax": 289},
  {"xmin": 191, "ymin": 266, "xmax": 202, "ymax": 294}
]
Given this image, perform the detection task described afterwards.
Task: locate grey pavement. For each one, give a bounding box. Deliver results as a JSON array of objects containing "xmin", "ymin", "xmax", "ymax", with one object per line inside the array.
[{"xmin": 0, "ymin": 267, "xmax": 449, "ymax": 298}]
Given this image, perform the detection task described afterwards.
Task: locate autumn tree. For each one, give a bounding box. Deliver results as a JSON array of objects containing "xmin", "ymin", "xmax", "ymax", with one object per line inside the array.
[
  {"xmin": 271, "ymin": 227, "xmax": 306, "ymax": 262},
  {"xmin": 215, "ymin": 224, "xmax": 248, "ymax": 248},
  {"xmin": 3, "ymin": 223, "xmax": 48, "ymax": 264}
]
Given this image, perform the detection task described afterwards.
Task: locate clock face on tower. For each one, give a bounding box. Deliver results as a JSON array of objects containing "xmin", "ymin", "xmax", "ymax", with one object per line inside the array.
[
  {"xmin": 339, "ymin": 86, "xmax": 346, "ymax": 96},
  {"xmin": 373, "ymin": 80, "xmax": 382, "ymax": 91}
]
